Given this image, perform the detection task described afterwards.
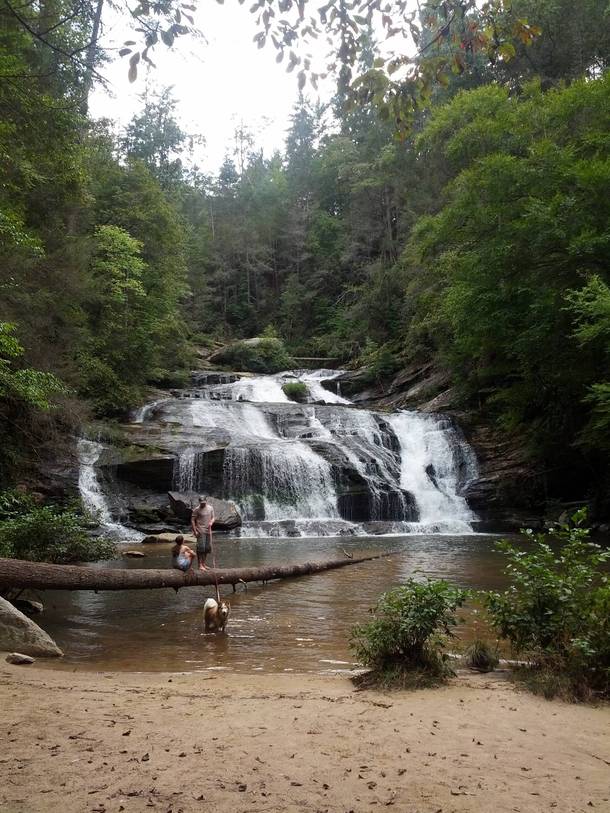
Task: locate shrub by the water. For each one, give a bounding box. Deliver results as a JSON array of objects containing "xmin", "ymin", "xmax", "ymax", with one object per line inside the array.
[
  {"xmin": 282, "ymin": 381, "xmax": 308, "ymax": 402},
  {"xmin": 486, "ymin": 510, "xmax": 610, "ymax": 700},
  {"xmin": 350, "ymin": 579, "xmax": 468, "ymax": 688},
  {"xmin": 0, "ymin": 492, "xmax": 116, "ymax": 563}
]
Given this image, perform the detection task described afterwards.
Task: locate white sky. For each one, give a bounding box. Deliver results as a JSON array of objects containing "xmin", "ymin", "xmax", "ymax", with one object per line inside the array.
[{"xmin": 90, "ymin": 1, "xmax": 337, "ymax": 173}]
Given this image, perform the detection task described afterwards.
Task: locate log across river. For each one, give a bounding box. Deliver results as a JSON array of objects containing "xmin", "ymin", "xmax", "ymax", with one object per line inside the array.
[{"xmin": 0, "ymin": 551, "xmax": 396, "ymax": 592}]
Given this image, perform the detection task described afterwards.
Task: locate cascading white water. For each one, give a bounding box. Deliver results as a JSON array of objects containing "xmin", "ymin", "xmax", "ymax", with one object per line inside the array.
[
  {"xmin": 319, "ymin": 408, "xmax": 408, "ymax": 520},
  {"xmin": 132, "ymin": 399, "xmax": 167, "ymax": 424},
  {"xmin": 223, "ymin": 441, "xmax": 339, "ymax": 520},
  {"xmin": 105, "ymin": 367, "xmax": 481, "ymax": 538},
  {"xmin": 77, "ymin": 439, "xmax": 141, "ymax": 540},
  {"xmin": 199, "ymin": 369, "xmax": 352, "ymax": 406},
  {"xmin": 388, "ymin": 412, "xmax": 478, "ymax": 534},
  {"xmin": 298, "ymin": 369, "xmax": 351, "ymax": 405},
  {"xmin": 189, "ymin": 400, "xmax": 276, "ymax": 440},
  {"xmin": 204, "ymin": 376, "xmax": 290, "ymax": 403},
  {"xmin": 174, "ymin": 448, "xmax": 203, "ymax": 493}
]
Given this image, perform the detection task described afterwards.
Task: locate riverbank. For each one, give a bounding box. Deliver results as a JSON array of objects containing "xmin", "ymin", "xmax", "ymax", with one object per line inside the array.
[{"xmin": 1, "ymin": 664, "xmax": 608, "ymax": 812}]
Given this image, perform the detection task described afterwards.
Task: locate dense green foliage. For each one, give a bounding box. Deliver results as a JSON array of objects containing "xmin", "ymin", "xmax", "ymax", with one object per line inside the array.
[
  {"xmin": 0, "ymin": 323, "xmax": 67, "ymax": 485},
  {"xmin": 350, "ymin": 579, "xmax": 467, "ymax": 687},
  {"xmin": 0, "ymin": 2, "xmax": 191, "ymax": 483},
  {"xmin": 0, "ymin": 0, "xmax": 608, "ymax": 516},
  {"xmin": 0, "ymin": 490, "xmax": 115, "ymax": 563},
  {"xmin": 408, "ymin": 78, "xmax": 610, "ymax": 459},
  {"xmin": 486, "ymin": 512, "xmax": 610, "ymax": 698},
  {"xmin": 213, "ymin": 338, "xmax": 295, "ymax": 374}
]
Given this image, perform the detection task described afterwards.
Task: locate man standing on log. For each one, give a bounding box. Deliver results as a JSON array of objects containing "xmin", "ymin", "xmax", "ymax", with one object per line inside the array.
[{"xmin": 191, "ymin": 495, "xmax": 215, "ymax": 571}]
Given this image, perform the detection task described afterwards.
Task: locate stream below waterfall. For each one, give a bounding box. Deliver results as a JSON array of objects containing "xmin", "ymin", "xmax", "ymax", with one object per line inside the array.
[{"xmin": 41, "ymin": 533, "xmax": 516, "ymax": 673}]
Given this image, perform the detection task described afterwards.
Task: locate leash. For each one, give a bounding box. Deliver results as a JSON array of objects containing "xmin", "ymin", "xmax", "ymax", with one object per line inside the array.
[{"xmin": 209, "ymin": 524, "xmax": 220, "ymax": 604}]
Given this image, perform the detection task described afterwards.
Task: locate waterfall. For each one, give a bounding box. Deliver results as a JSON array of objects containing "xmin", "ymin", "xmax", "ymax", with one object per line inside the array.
[
  {"xmin": 297, "ymin": 369, "xmax": 351, "ymax": 404},
  {"xmin": 388, "ymin": 412, "xmax": 478, "ymax": 534},
  {"xmin": 189, "ymin": 401, "xmax": 276, "ymax": 440},
  {"xmin": 173, "ymin": 448, "xmax": 204, "ymax": 493},
  {"xmin": 77, "ymin": 439, "xmax": 141, "ymax": 540},
  {"xmin": 318, "ymin": 408, "xmax": 410, "ymax": 521},
  {"xmin": 204, "ymin": 376, "xmax": 290, "ymax": 403},
  {"xmin": 132, "ymin": 399, "xmax": 166, "ymax": 424},
  {"xmin": 127, "ymin": 368, "xmax": 480, "ymax": 537},
  {"xmin": 223, "ymin": 442, "xmax": 339, "ymax": 520},
  {"xmin": 199, "ymin": 370, "xmax": 351, "ymax": 406}
]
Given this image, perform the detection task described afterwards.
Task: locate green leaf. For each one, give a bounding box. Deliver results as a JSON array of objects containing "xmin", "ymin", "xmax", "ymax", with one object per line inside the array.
[{"xmin": 498, "ymin": 42, "xmax": 516, "ymax": 61}]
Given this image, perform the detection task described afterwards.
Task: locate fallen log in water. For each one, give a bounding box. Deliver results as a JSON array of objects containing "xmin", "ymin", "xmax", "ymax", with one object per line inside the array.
[{"xmin": 0, "ymin": 551, "xmax": 395, "ymax": 592}]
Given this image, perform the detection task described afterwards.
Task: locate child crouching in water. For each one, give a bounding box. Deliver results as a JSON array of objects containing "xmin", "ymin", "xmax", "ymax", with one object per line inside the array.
[{"xmin": 171, "ymin": 535, "xmax": 195, "ymax": 572}]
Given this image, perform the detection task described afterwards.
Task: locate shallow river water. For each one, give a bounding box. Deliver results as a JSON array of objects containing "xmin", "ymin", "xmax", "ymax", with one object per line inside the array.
[{"xmin": 40, "ymin": 532, "xmax": 518, "ymax": 674}]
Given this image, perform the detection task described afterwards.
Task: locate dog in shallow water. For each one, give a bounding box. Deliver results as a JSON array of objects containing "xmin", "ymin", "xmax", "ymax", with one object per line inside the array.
[{"xmin": 203, "ymin": 597, "xmax": 230, "ymax": 633}]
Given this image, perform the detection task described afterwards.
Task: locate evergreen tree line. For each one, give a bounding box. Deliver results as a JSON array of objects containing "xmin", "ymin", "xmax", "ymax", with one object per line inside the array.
[{"xmin": 0, "ymin": 0, "xmax": 609, "ymax": 509}]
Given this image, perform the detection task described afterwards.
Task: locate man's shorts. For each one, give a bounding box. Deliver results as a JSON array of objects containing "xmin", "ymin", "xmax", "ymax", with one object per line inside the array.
[{"xmin": 196, "ymin": 533, "xmax": 211, "ymax": 555}]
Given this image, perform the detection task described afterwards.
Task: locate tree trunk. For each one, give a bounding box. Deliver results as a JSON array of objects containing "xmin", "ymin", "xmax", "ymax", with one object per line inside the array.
[
  {"xmin": 0, "ymin": 551, "xmax": 394, "ymax": 592},
  {"xmin": 81, "ymin": 0, "xmax": 104, "ymax": 112}
]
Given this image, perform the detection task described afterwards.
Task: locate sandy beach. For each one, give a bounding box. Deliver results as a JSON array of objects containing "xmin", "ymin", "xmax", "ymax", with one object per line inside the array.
[{"xmin": 1, "ymin": 663, "xmax": 608, "ymax": 813}]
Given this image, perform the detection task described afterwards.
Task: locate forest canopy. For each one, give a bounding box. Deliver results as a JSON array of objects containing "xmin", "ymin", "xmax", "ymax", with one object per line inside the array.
[{"xmin": 0, "ymin": 0, "xmax": 608, "ymax": 512}]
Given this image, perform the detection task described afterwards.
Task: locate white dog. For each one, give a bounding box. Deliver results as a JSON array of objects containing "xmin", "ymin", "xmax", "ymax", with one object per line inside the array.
[{"xmin": 203, "ymin": 597, "xmax": 230, "ymax": 633}]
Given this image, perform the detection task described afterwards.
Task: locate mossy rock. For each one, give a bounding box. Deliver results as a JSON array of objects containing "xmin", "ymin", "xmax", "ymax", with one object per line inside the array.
[{"xmin": 282, "ymin": 381, "xmax": 308, "ymax": 403}]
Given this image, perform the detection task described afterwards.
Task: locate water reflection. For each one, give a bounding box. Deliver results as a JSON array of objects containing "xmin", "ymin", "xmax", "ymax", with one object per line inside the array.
[{"xmin": 40, "ymin": 533, "xmax": 516, "ymax": 673}]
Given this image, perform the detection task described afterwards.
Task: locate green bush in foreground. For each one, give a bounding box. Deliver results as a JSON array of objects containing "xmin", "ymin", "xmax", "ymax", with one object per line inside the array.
[
  {"xmin": 486, "ymin": 510, "xmax": 610, "ymax": 700},
  {"xmin": 0, "ymin": 499, "xmax": 116, "ymax": 564},
  {"xmin": 282, "ymin": 381, "xmax": 308, "ymax": 402},
  {"xmin": 350, "ymin": 579, "xmax": 467, "ymax": 688}
]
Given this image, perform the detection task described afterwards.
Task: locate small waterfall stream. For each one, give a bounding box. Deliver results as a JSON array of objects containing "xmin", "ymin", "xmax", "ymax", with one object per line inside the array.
[
  {"xmin": 79, "ymin": 368, "xmax": 480, "ymax": 538},
  {"xmin": 223, "ymin": 442, "xmax": 340, "ymax": 521},
  {"xmin": 77, "ymin": 439, "xmax": 142, "ymax": 540},
  {"xmin": 389, "ymin": 412, "xmax": 478, "ymax": 534}
]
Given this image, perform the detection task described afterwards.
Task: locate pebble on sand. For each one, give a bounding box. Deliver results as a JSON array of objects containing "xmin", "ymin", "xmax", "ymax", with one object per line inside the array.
[{"xmin": 6, "ymin": 652, "xmax": 35, "ymax": 665}]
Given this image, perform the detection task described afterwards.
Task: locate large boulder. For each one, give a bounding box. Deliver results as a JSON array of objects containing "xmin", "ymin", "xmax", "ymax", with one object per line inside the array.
[
  {"xmin": 320, "ymin": 368, "xmax": 372, "ymax": 398},
  {"xmin": 0, "ymin": 596, "xmax": 62, "ymax": 657},
  {"xmin": 6, "ymin": 652, "xmax": 35, "ymax": 665},
  {"xmin": 167, "ymin": 492, "xmax": 242, "ymax": 531}
]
